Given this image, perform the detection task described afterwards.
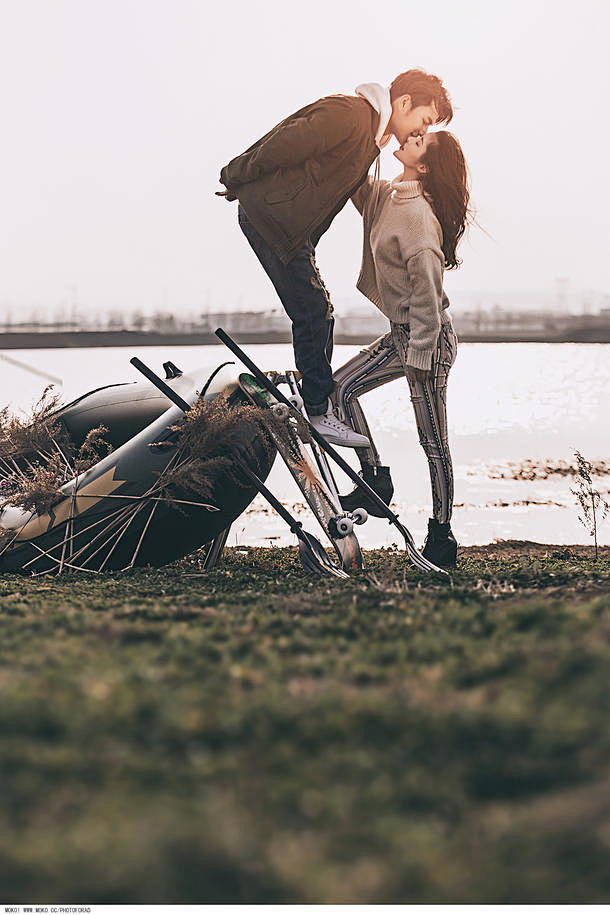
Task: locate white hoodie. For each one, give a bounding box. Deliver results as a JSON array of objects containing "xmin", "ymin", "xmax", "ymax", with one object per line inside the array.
[{"xmin": 355, "ymin": 83, "xmax": 393, "ymax": 149}]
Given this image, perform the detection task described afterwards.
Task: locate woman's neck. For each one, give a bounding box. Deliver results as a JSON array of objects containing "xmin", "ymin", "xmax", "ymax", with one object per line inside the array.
[{"xmin": 400, "ymin": 165, "xmax": 421, "ymax": 182}]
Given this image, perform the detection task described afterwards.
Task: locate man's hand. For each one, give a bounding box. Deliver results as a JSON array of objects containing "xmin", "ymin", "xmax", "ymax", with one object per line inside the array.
[
  {"xmin": 215, "ymin": 187, "xmax": 237, "ymax": 201},
  {"xmin": 406, "ymin": 365, "xmax": 431, "ymax": 384}
]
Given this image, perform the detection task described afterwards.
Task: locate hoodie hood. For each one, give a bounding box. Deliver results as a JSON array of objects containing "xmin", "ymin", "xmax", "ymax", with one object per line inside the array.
[{"xmin": 355, "ymin": 83, "xmax": 392, "ymax": 149}]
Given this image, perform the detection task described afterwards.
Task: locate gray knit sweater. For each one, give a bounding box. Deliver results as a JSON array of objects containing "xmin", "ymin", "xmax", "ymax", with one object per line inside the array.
[{"xmin": 353, "ymin": 176, "xmax": 452, "ymax": 370}]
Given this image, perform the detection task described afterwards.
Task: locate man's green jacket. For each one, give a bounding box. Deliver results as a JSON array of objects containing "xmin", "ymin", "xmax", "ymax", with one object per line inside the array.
[{"xmin": 220, "ymin": 94, "xmax": 380, "ymax": 264}]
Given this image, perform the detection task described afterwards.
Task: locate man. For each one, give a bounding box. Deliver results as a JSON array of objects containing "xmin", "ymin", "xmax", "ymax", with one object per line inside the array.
[{"xmin": 217, "ymin": 69, "xmax": 453, "ymax": 447}]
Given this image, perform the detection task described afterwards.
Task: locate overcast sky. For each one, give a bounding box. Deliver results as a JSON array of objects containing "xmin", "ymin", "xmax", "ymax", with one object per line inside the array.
[{"xmin": 0, "ymin": 0, "xmax": 608, "ymax": 319}]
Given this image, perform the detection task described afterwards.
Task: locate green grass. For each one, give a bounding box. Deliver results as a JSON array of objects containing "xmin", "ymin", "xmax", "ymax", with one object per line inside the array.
[{"xmin": 0, "ymin": 542, "xmax": 609, "ymax": 904}]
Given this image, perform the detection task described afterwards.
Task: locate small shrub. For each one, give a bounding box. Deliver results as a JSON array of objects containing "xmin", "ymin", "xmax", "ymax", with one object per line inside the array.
[{"xmin": 570, "ymin": 450, "xmax": 610, "ymax": 560}]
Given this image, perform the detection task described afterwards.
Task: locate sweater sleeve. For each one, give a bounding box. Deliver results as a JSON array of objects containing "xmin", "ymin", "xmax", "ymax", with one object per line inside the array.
[
  {"xmin": 220, "ymin": 101, "xmax": 360, "ymax": 190},
  {"xmin": 351, "ymin": 177, "xmax": 375, "ymax": 214},
  {"xmin": 403, "ymin": 249, "xmax": 444, "ymax": 370}
]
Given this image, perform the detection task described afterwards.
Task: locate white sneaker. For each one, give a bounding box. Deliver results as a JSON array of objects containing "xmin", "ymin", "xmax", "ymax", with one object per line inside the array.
[{"xmin": 309, "ymin": 401, "xmax": 370, "ymax": 448}]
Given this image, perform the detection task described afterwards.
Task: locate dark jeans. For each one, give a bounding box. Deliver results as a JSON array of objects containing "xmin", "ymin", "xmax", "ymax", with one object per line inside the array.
[{"xmin": 238, "ymin": 206, "xmax": 334, "ymax": 414}]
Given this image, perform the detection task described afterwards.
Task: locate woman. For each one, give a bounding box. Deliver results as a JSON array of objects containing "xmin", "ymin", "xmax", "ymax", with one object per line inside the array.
[{"xmin": 334, "ymin": 131, "xmax": 470, "ymax": 568}]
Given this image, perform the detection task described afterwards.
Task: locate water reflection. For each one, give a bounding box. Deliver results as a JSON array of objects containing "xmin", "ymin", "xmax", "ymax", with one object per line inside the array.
[{"xmin": 1, "ymin": 342, "xmax": 608, "ymax": 546}]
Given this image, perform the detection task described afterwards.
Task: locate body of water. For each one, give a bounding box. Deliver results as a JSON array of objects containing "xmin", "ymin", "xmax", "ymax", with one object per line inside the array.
[{"xmin": 1, "ymin": 342, "xmax": 609, "ymax": 548}]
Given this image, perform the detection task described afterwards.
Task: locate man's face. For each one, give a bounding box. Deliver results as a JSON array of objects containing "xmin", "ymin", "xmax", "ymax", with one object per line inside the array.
[{"xmin": 390, "ymin": 95, "xmax": 438, "ymax": 145}]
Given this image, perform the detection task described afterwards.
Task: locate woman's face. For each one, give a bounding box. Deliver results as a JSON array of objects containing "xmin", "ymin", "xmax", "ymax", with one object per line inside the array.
[{"xmin": 393, "ymin": 132, "xmax": 436, "ymax": 172}]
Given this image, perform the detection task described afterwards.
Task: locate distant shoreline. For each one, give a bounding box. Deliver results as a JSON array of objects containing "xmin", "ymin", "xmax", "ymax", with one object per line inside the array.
[{"xmin": 0, "ymin": 328, "xmax": 609, "ymax": 349}]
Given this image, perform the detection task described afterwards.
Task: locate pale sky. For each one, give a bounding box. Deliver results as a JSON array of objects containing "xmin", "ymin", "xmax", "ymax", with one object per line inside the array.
[{"xmin": 0, "ymin": 0, "xmax": 608, "ymax": 319}]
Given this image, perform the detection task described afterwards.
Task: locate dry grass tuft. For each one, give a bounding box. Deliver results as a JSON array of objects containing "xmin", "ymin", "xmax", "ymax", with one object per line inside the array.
[
  {"xmin": 155, "ymin": 395, "xmax": 276, "ymax": 505},
  {"xmin": 0, "ymin": 389, "xmax": 274, "ymax": 521},
  {"xmin": 0, "ymin": 388, "xmax": 113, "ymax": 515}
]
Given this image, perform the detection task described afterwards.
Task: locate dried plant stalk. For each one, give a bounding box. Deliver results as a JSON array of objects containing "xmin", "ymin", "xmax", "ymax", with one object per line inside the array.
[
  {"xmin": 157, "ymin": 395, "xmax": 276, "ymax": 506},
  {"xmin": 571, "ymin": 449, "xmax": 610, "ymax": 561}
]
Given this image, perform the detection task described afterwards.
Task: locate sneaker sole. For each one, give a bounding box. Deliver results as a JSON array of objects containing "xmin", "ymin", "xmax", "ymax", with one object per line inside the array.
[{"xmin": 318, "ymin": 438, "xmax": 370, "ymax": 449}]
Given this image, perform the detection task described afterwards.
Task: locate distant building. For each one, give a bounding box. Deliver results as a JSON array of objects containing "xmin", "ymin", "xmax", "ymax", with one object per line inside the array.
[{"xmin": 199, "ymin": 310, "xmax": 290, "ymax": 334}]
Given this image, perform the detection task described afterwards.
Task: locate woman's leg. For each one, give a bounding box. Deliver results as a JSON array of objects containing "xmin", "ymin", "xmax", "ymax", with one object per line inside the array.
[
  {"xmin": 333, "ymin": 331, "xmax": 406, "ymax": 469},
  {"xmin": 391, "ymin": 322, "xmax": 458, "ymax": 523},
  {"xmin": 332, "ymin": 331, "xmax": 405, "ymax": 515}
]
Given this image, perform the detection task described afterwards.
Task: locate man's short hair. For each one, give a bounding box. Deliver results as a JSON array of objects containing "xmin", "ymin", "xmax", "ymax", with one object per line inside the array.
[{"xmin": 390, "ymin": 69, "xmax": 453, "ymax": 125}]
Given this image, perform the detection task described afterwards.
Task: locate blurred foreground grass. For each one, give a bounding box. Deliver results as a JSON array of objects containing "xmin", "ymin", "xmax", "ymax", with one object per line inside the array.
[{"xmin": 0, "ymin": 542, "xmax": 609, "ymax": 904}]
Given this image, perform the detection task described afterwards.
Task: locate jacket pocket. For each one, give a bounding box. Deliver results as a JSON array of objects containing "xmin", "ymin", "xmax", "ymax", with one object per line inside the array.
[{"xmin": 264, "ymin": 177, "xmax": 309, "ymax": 205}]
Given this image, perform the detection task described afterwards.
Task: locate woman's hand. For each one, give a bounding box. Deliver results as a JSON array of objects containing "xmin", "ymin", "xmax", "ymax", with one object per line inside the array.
[{"xmin": 407, "ymin": 365, "xmax": 431, "ymax": 384}]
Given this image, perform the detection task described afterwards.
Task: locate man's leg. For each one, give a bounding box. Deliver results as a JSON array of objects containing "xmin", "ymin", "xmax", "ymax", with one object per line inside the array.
[
  {"xmin": 238, "ymin": 206, "xmax": 333, "ymax": 414},
  {"xmin": 238, "ymin": 207, "xmax": 369, "ymax": 448}
]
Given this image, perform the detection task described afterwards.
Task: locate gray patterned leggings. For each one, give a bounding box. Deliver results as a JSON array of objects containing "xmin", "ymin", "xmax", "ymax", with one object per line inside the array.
[{"xmin": 333, "ymin": 322, "xmax": 458, "ymax": 523}]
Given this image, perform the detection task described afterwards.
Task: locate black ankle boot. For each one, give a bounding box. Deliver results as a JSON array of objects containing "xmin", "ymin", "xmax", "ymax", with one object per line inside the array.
[
  {"xmin": 422, "ymin": 518, "xmax": 458, "ymax": 568},
  {"xmin": 339, "ymin": 465, "xmax": 394, "ymax": 518}
]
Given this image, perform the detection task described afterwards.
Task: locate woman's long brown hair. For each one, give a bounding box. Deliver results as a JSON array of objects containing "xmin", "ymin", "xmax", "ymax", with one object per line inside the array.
[{"xmin": 421, "ymin": 131, "xmax": 470, "ymax": 269}]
